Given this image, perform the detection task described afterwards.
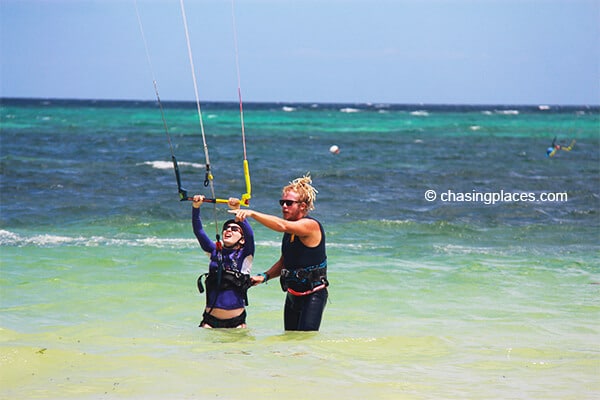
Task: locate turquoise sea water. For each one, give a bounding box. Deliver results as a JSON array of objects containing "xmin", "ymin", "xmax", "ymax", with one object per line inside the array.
[{"xmin": 1, "ymin": 98, "xmax": 599, "ymax": 399}]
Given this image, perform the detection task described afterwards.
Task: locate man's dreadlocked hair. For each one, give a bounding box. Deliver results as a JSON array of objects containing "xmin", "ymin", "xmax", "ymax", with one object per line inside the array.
[{"xmin": 283, "ymin": 173, "xmax": 318, "ymax": 211}]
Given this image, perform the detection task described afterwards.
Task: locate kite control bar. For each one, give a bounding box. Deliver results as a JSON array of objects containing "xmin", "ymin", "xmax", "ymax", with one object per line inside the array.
[
  {"xmin": 180, "ymin": 195, "xmax": 229, "ymax": 204},
  {"xmin": 178, "ymin": 159, "xmax": 251, "ymax": 207}
]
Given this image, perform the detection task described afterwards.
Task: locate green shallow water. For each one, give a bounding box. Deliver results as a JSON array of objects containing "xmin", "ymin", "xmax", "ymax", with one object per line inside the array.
[{"xmin": 1, "ymin": 238, "xmax": 598, "ymax": 399}]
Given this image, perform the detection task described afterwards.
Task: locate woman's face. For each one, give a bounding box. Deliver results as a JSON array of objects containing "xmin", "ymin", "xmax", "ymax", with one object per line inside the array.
[{"xmin": 222, "ymin": 223, "xmax": 244, "ymax": 248}]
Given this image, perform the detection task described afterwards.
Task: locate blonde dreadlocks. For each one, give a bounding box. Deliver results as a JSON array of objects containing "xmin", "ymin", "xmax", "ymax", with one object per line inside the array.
[{"xmin": 283, "ymin": 173, "xmax": 318, "ymax": 211}]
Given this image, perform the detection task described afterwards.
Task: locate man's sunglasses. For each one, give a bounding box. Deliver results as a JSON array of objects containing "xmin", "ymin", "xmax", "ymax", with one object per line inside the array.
[{"xmin": 279, "ymin": 200, "xmax": 300, "ymax": 207}]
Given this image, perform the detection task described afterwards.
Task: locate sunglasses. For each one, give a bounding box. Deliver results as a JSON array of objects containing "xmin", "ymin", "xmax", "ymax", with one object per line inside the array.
[
  {"xmin": 224, "ymin": 225, "xmax": 242, "ymax": 233},
  {"xmin": 279, "ymin": 199, "xmax": 301, "ymax": 207}
]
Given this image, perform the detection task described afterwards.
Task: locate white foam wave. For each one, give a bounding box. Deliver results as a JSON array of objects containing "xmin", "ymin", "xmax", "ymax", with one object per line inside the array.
[
  {"xmin": 0, "ymin": 229, "xmax": 196, "ymax": 249},
  {"xmin": 282, "ymin": 106, "xmax": 296, "ymax": 112},
  {"xmin": 0, "ymin": 230, "xmax": 360, "ymax": 252},
  {"xmin": 140, "ymin": 161, "xmax": 205, "ymax": 170},
  {"xmin": 255, "ymin": 240, "xmax": 282, "ymax": 248},
  {"xmin": 410, "ymin": 110, "xmax": 429, "ymax": 116},
  {"xmin": 340, "ymin": 107, "xmax": 360, "ymax": 113},
  {"xmin": 433, "ymin": 244, "xmax": 501, "ymax": 256}
]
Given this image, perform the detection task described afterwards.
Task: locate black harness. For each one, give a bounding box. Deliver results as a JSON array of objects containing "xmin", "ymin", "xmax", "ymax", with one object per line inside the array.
[
  {"xmin": 197, "ymin": 269, "xmax": 252, "ymax": 306},
  {"xmin": 280, "ymin": 260, "xmax": 328, "ymax": 294}
]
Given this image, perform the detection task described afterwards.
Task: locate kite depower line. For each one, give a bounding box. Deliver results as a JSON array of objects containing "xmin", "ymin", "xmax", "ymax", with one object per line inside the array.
[{"xmin": 134, "ymin": 0, "xmax": 252, "ymax": 208}]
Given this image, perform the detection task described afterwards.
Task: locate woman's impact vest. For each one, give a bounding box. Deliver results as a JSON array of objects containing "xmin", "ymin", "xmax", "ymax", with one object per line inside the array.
[{"xmin": 197, "ymin": 268, "xmax": 253, "ymax": 306}]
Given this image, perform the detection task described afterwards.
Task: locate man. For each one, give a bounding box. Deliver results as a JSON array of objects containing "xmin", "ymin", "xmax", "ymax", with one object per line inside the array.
[{"xmin": 229, "ymin": 174, "xmax": 328, "ymax": 331}]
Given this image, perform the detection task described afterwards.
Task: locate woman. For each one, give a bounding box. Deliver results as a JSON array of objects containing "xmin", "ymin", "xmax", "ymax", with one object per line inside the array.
[{"xmin": 192, "ymin": 195, "xmax": 254, "ymax": 328}]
